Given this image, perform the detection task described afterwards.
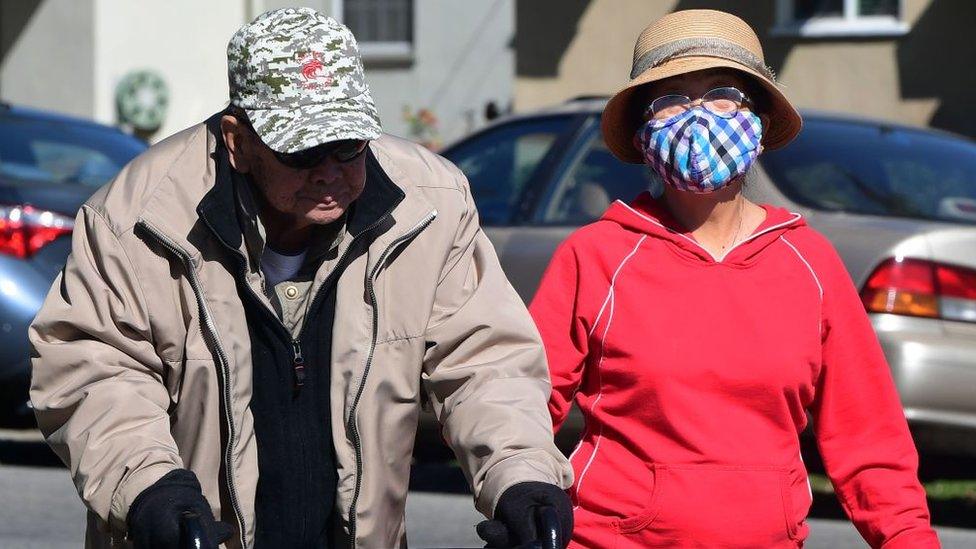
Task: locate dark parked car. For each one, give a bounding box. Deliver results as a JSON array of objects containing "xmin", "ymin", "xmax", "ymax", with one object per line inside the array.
[
  {"xmin": 414, "ymin": 98, "xmax": 976, "ymax": 460},
  {"xmin": 0, "ymin": 103, "xmax": 147, "ymax": 427}
]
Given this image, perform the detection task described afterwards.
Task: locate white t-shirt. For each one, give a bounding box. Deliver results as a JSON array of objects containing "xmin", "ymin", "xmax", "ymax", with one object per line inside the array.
[{"xmin": 261, "ymin": 246, "xmax": 307, "ymax": 288}]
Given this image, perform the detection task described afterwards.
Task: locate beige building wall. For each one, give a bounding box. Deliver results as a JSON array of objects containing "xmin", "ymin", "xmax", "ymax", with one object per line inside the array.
[
  {"xmin": 1, "ymin": 0, "xmax": 249, "ymax": 140},
  {"xmin": 515, "ymin": 0, "xmax": 974, "ymax": 138},
  {"xmin": 1, "ymin": 0, "xmax": 96, "ymax": 119},
  {"xmin": 515, "ymin": 0, "xmax": 673, "ymax": 111},
  {"xmin": 92, "ymin": 0, "xmax": 248, "ymax": 140},
  {"xmin": 2, "ymin": 0, "xmax": 512, "ymax": 145}
]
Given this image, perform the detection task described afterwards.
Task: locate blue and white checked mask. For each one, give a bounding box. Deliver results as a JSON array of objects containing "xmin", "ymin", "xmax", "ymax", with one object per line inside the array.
[{"xmin": 636, "ymin": 107, "xmax": 763, "ymax": 194}]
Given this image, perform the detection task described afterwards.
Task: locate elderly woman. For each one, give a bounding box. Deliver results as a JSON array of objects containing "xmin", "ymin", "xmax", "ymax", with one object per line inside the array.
[{"xmin": 529, "ymin": 9, "xmax": 940, "ymax": 549}]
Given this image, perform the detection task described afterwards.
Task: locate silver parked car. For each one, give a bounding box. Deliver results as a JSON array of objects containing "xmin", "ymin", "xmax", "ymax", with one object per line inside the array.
[{"xmin": 432, "ymin": 98, "xmax": 976, "ymax": 459}]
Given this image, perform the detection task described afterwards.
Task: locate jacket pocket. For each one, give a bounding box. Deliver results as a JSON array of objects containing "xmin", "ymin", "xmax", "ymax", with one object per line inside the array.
[{"xmin": 612, "ymin": 464, "xmax": 797, "ymax": 548}]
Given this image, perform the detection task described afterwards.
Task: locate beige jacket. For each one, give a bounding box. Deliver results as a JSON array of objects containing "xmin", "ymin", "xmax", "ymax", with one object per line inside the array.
[{"xmin": 28, "ymin": 115, "xmax": 572, "ymax": 548}]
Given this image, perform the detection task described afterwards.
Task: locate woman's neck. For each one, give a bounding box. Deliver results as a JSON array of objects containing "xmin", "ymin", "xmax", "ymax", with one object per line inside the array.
[{"xmin": 663, "ymin": 179, "xmax": 761, "ymax": 259}]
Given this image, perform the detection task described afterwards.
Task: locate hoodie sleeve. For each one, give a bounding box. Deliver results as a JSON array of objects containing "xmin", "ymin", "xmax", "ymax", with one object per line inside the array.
[
  {"xmin": 810, "ymin": 240, "xmax": 939, "ymax": 548},
  {"xmin": 529, "ymin": 239, "xmax": 590, "ymax": 433}
]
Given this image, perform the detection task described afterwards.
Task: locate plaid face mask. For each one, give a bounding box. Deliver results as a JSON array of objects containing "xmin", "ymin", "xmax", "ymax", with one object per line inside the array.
[{"xmin": 636, "ymin": 107, "xmax": 763, "ymax": 194}]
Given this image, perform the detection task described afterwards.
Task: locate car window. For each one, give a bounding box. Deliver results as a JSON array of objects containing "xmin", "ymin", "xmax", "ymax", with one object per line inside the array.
[
  {"xmin": 538, "ymin": 126, "xmax": 660, "ymax": 225},
  {"xmin": 761, "ymin": 118, "xmax": 976, "ymax": 224},
  {"xmin": 443, "ymin": 116, "xmax": 573, "ymax": 225},
  {"xmin": 0, "ymin": 116, "xmax": 146, "ymax": 187}
]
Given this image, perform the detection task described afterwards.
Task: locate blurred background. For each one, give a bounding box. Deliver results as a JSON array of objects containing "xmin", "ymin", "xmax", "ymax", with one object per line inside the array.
[
  {"xmin": 1, "ymin": 1, "xmax": 975, "ymax": 547},
  {"xmin": 4, "ymin": 0, "xmax": 974, "ymax": 145}
]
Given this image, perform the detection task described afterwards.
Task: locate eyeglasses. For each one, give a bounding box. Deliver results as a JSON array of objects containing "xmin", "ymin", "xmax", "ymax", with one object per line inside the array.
[
  {"xmin": 271, "ymin": 139, "xmax": 370, "ymax": 170},
  {"xmin": 644, "ymin": 87, "xmax": 753, "ymax": 121}
]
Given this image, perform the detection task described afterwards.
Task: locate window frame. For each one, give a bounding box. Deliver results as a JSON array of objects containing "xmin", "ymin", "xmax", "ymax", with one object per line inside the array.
[
  {"xmin": 441, "ymin": 113, "xmax": 590, "ymax": 227},
  {"xmin": 530, "ymin": 115, "xmax": 658, "ymax": 228},
  {"xmin": 0, "ymin": 115, "xmax": 148, "ymax": 186},
  {"xmin": 333, "ymin": 0, "xmax": 415, "ymax": 63},
  {"xmin": 759, "ymin": 116, "xmax": 976, "ymax": 225},
  {"xmin": 771, "ymin": 0, "xmax": 909, "ymax": 38}
]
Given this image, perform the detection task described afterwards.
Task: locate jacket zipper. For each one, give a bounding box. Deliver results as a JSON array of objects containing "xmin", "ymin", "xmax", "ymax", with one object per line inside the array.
[
  {"xmin": 347, "ymin": 210, "xmax": 437, "ymax": 544},
  {"xmin": 137, "ymin": 221, "xmax": 247, "ymax": 549},
  {"xmin": 193, "ymin": 199, "xmax": 410, "ymax": 546},
  {"xmin": 292, "ymin": 339, "xmax": 306, "ymax": 389},
  {"xmin": 144, "ymin": 205, "xmax": 435, "ymax": 546}
]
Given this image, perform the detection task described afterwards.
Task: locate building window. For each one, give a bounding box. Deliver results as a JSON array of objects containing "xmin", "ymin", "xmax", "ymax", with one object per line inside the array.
[
  {"xmin": 337, "ymin": 0, "xmax": 413, "ymax": 61},
  {"xmin": 773, "ymin": 0, "xmax": 909, "ymax": 37}
]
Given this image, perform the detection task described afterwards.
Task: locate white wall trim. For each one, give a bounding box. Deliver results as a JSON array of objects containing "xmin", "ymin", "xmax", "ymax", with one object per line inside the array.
[
  {"xmin": 331, "ymin": 0, "xmax": 414, "ymax": 62},
  {"xmin": 772, "ymin": 0, "xmax": 909, "ymax": 38},
  {"xmin": 359, "ymin": 41, "xmax": 414, "ymax": 63}
]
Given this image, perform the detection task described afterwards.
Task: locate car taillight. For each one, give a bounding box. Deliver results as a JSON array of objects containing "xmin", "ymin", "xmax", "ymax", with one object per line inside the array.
[
  {"xmin": 861, "ymin": 257, "xmax": 976, "ymax": 323},
  {"xmin": 0, "ymin": 204, "xmax": 74, "ymax": 259}
]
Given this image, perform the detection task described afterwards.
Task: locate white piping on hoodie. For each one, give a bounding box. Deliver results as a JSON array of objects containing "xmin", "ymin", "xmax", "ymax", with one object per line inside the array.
[
  {"xmin": 779, "ymin": 234, "xmax": 825, "ymax": 342},
  {"xmin": 778, "ymin": 234, "xmax": 824, "ymax": 501},
  {"xmin": 589, "ymin": 235, "xmax": 648, "ymax": 337},
  {"xmin": 571, "ymin": 235, "xmax": 646, "ymax": 509},
  {"xmin": 614, "ymin": 199, "xmax": 803, "ymax": 263},
  {"xmin": 779, "ymin": 236, "xmax": 824, "ymax": 302}
]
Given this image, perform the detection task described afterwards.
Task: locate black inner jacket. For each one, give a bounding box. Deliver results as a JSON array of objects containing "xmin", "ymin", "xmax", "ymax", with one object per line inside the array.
[{"xmin": 197, "ymin": 127, "xmax": 403, "ymax": 547}]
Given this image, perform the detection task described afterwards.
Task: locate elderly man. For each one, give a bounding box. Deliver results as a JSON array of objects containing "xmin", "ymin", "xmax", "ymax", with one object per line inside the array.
[{"xmin": 29, "ymin": 8, "xmax": 571, "ymax": 548}]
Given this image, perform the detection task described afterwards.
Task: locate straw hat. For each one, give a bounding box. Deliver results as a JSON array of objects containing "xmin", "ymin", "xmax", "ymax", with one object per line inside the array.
[{"xmin": 602, "ymin": 9, "xmax": 802, "ymax": 163}]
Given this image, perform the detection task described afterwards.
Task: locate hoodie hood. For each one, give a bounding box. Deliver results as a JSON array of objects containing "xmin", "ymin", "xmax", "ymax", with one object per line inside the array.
[{"xmin": 602, "ymin": 191, "xmax": 805, "ymax": 265}]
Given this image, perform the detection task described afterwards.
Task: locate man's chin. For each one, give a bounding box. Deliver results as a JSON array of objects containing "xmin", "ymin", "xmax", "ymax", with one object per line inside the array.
[{"xmin": 305, "ymin": 206, "xmax": 346, "ymax": 225}]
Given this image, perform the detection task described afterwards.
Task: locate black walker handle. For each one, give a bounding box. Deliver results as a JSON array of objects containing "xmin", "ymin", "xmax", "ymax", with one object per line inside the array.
[
  {"xmin": 180, "ymin": 510, "xmax": 214, "ymax": 549},
  {"xmin": 515, "ymin": 505, "xmax": 561, "ymax": 549}
]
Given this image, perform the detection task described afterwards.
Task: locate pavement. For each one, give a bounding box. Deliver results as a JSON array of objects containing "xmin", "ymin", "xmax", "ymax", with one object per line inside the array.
[{"xmin": 2, "ymin": 460, "xmax": 975, "ymax": 548}]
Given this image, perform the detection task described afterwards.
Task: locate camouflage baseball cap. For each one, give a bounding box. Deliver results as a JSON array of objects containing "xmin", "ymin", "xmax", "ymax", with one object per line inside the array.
[{"xmin": 227, "ymin": 7, "xmax": 381, "ymax": 154}]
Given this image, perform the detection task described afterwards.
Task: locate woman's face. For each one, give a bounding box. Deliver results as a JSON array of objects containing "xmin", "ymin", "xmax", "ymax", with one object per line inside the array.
[{"xmin": 635, "ymin": 68, "xmax": 770, "ymax": 195}]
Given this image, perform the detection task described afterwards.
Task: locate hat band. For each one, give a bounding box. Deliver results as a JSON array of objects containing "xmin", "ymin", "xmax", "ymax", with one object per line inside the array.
[{"xmin": 630, "ymin": 37, "xmax": 775, "ymax": 81}]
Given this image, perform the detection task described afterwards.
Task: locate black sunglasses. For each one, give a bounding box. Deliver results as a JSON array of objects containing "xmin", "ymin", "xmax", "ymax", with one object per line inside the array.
[
  {"xmin": 271, "ymin": 139, "xmax": 370, "ymax": 170},
  {"xmin": 231, "ymin": 111, "xmax": 369, "ymax": 169}
]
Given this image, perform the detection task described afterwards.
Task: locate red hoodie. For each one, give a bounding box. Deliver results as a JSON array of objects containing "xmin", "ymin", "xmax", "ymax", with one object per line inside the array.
[{"xmin": 529, "ymin": 193, "xmax": 938, "ymax": 548}]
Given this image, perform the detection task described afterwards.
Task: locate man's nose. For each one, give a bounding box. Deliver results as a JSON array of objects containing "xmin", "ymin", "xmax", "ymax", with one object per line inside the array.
[{"xmin": 309, "ymin": 157, "xmax": 342, "ymax": 184}]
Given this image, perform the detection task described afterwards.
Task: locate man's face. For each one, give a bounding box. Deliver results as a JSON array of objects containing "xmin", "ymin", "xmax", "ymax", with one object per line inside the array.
[{"xmin": 222, "ymin": 115, "xmax": 367, "ymax": 228}]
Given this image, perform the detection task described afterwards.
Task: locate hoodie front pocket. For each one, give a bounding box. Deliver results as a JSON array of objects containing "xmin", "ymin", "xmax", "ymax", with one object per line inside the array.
[{"xmin": 613, "ymin": 464, "xmax": 796, "ymax": 548}]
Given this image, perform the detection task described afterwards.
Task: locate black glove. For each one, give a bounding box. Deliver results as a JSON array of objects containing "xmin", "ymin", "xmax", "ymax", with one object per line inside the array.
[
  {"xmin": 477, "ymin": 481, "xmax": 573, "ymax": 548},
  {"xmin": 127, "ymin": 469, "xmax": 234, "ymax": 549}
]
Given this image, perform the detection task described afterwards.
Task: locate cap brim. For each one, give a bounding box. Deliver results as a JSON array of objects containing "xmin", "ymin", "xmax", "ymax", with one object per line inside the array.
[
  {"xmin": 601, "ymin": 56, "xmax": 803, "ymax": 163},
  {"xmin": 246, "ymin": 93, "xmax": 382, "ymax": 154}
]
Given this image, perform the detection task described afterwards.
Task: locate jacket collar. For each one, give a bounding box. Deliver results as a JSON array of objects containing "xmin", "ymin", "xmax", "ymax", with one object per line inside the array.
[{"xmin": 136, "ymin": 113, "xmax": 431, "ymax": 271}]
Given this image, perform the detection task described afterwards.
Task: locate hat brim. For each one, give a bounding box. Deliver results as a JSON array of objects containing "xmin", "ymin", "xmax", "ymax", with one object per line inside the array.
[
  {"xmin": 245, "ymin": 92, "xmax": 382, "ymax": 154},
  {"xmin": 601, "ymin": 56, "xmax": 802, "ymax": 163}
]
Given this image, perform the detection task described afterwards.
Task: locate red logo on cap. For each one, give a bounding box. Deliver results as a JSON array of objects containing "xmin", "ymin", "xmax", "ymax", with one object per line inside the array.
[
  {"xmin": 297, "ymin": 52, "xmax": 334, "ymax": 89},
  {"xmin": 301, "ymin": 59, "xmax": 324, "ymax": 80}
]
